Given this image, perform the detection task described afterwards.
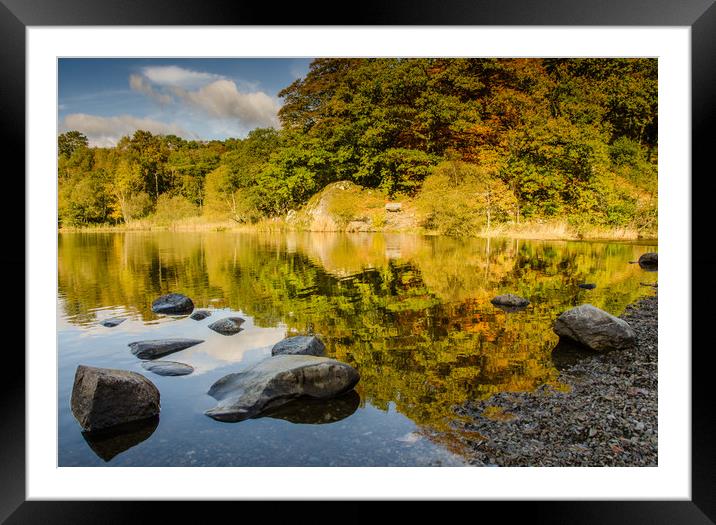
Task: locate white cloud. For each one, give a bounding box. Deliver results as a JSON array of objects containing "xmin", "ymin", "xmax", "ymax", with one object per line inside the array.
[
  {"xmin": 61, "ymin": 113, "xmax": 191, "ymax": 147},
  {"xmin": 174, "ymin": 79, "xmax": 280, "ymax": 128},
  {"xmin": 129, "ymin": 74, "xmax": 172, "ymax": 105},
  {"xmin": 141, "ymin": 65, "xmax": 222, "ymax": 88}
]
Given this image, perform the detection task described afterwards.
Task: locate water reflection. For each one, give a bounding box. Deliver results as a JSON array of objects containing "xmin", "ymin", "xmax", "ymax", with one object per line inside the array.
[
  {"xmin": 58, "ymin": 232, "xmax": 657, "ymax": 462},
  {"xmin": 262, "ymin": 390, "xmax": 361, "ymax": 424},
  {"xmin": 81, "ymin": 416, "xmax": 159, "ymax": 462}
]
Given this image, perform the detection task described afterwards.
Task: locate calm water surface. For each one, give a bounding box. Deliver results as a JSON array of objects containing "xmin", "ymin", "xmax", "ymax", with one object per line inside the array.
[{"xmin": 58, "ymin": 232, "xmax": 657, "ymax": 466}]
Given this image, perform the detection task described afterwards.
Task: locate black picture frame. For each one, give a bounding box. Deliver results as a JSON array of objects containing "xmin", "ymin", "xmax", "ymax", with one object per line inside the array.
[{"xmin": 5, "ymin": 0, "xmax": 714, "ymax": 522}]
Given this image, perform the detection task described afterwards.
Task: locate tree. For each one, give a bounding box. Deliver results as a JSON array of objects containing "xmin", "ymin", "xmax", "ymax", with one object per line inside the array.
[{"xmin": 58, "ymin": 131, "xmax": 88, "ymax": 159}]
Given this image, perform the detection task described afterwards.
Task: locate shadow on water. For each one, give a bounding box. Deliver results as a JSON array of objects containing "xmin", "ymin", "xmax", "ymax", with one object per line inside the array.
[
  {"xmin": 550, "ymin": 339, "xmax": 598, "ymax": 371},
  {"xmin": 81, "ymin": 416, "xmax": 159, "ymax": 462},
  {"xmin": 261, "ymin": 390, "xmax": 361, "ymax": 425}
]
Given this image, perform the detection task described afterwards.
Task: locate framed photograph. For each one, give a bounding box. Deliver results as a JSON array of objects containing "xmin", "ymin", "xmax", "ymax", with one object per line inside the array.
[{"xmin": 7, "ymin": 0, "xmax": 714, "ymax": 521}]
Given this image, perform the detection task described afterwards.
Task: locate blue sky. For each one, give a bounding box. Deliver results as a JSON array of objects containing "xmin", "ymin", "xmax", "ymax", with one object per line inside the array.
[{"xmin": 58, "ymin": 58, "xmax": 313, "ymax": 146}]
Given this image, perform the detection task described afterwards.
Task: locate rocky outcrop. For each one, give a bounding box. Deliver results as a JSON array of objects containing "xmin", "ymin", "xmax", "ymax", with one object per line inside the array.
[
  {"xmin": 151, "ymin": 293, "xmax": 194, "ymax": 315},
  {"xmin": 208, "ymin": 317, "xmax": 245, "ymax": 335},
  {"xmin": 128, "ymin": 338, "xmax": 204, "ymax": 359},
  {"xmin": 70, "ymin": 365, "xmax": 160, "ymax": 432},
  {"xmin": 491, "ymin": 294, "xmax": 530, "ymax": 308},
  {"xmin": 100, "ymin": 317, "xmax": 126, "ymax": 327},
  {"xmin": 271, "ymin": 335, "xmax": 326, "ymax": 357},
  {"xmin": 638, "ymin": 252, "xmax": 658, "ymax": 269},
  {"xmin": 553, "ymin": 304, "xmax": 636, "ymax": 352},
  {"xmin": 141, "ymin": 361, "xmax": 194, "ymax": 376},
  {"xmin": 190, "ymin": 310, "xmax": 212, "ymax": 321},
  {"xmin": 205, "ymin": 355, "xmax": 360, "ymax": 422}
]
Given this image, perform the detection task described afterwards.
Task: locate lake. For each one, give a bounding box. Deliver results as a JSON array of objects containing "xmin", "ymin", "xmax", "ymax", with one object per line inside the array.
[{"xmin": 57, "ymin": 231, "xmax": 657, "ymax": 466}]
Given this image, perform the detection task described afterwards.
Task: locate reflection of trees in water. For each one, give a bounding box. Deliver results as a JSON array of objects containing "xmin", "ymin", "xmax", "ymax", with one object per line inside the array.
[{"xmin": 59, "ymin": 232, "xmax": 657, "ymax": 441}]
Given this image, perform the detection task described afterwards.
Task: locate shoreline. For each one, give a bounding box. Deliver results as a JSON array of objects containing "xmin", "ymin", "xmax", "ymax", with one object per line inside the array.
[{"xmin": 453, "ymin": 292, "xmax": 658, "ymax": 466}]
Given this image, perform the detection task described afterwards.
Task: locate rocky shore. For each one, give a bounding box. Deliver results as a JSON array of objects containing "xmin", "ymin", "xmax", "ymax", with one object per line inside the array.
[{"xmin": 453, "ymin": 292, "xmax": 658, "ymax": 466}]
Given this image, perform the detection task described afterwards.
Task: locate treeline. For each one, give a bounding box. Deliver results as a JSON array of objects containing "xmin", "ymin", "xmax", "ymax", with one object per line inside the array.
[{"xmin": 58, "ymin": 58, "xmax": 657, "ymax": 234}]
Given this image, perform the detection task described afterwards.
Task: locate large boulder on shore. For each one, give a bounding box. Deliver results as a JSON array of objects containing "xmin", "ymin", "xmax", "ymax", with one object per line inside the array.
[
  {"xmin": 208, "ymin": 317, "xmax": 245, "ymax": 335},
  {"xmin": 205, "ymin": 355, "xmax": 360, "ymax": 422},
  {"xmin": 271, "ymin": 335, "xmax": 326, "ymax": 357},
  {"xmin": 151, "ymin": 293, "xmax": 194, "ymax": 315},
  {"xmin": 128, "ymin": 338, "xmax": 204, "ymax": 360},
  {"xmin": 70, "ymin": 365, "xmax": 160, "ymax": 432},
  {"xmin": 553, "ymin": 304, "xmax": 636, "ymax": 352},
  {"xmin": 491, "ymin": 293, "xmax": 529, "ymax": 308},
  {"xmin": 638, "ymin": 252, "xmax": 658, "ymax": 269}
]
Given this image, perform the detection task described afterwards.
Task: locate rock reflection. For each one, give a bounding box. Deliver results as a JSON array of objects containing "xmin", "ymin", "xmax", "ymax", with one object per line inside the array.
[
  {"xmin": 550, "ymin": 339, "xmax": 596, "ymax": 371},
  {"xmin": 261, "ymin": 390, "xmax": 360, "ymax": 425},
  {"xmin": 81, "ymin": 416, "xmax": 159, "ymax": 461}
]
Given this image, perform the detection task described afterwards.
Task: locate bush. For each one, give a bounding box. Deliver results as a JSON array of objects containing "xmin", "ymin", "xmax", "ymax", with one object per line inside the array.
[{"xmin": 153, "ymin": 194, "xmax": 198, "ymax": 225}]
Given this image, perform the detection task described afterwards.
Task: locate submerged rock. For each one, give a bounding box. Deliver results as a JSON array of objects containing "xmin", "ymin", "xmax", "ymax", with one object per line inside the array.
[
  {"xmin": 151, "ymin": 293, "xmax": 194, "ymax": 315},
  {"xmin": 638, "ymin": 252, "xmax": 658, "ymax": 270},
  {"xmin": 128, "ymin": 338, "xmax": 204, "ymax": 360},
  {"xmin": 208, "ymin": 317, "xmax": 245, "ymax": 335},
  {"xmin": 70, "ymin": 365, "xmax": 160, "ymax": 432},
  {"xmin": 141, "ymin": 360, "xmax": 194, "ymax": 376},
  {"xmin": 190, "ymin": 310, "xmax": 212, "ymax": 321},
  {"xmin": 100, "ymin": 317, "xmax": 126, "ymax": 327},
  {"xmin": 271, "ymin": 335, "xmax": 326, "ymax": 357},
  {"xmin": 578, "ymin": 283, "xmax": 597, "ymax": 290},
  {"xmin": 81, "ymin": 416, "xmax": 159, "ymax": 462},
  {"xmin": 205, "ymin": 355, "xmax": 360, "ymax": 422},
  {"xmin": 553, "ymin": 304, "xmax": 636, "ymax": 352},
  {"xmin": 491, "ymin": 293, "xmax": 530, "ymax": 308}
]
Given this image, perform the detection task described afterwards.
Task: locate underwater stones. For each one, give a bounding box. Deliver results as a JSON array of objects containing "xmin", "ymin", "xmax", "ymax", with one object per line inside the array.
[
  {"xmin": 208, "ymin": 317, "xmax": 246, "ymax": 335},
  {"xmin": 271, "ymin": 335, "xmax": 326, "ymax": 357},
  {"xmin": 128, "ymin": 338, "xmax": 204, "ymax": 360},
  {"xmin": 553, "ymin": 304, "xmax": 636, "ymax": 353},
  {"xmin": 205, "ymin": 355, "xmax": 360, "ymax": 422},
  {"xmin": 70, "ymin": 365, "xmax": 160, "ymax": 432},
  {"xmin": 141, "ymin": 360, "xmax": 194, "ymax": 376},
  {"xmin": 151, "ymin": 293, "xmax": 194, "ymax": 315}
]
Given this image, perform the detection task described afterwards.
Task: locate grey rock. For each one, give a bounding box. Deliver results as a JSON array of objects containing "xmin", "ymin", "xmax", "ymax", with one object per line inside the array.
[
  {"xmin": 100, "ymin": 317, "xmax": 126, "ymax": 327},
  {"xmin": 208, "ymin": 317, "xmax": 245, "ymax": 335},
  {"xmin": 491, "ymin": 293, "xmax": 530, "ymax": 308},
  {"xmin": 128, "ymin": 338, "xmax": 204, "ymax": 359},
  {"xmin": 263, "ymin": 390, "xmax": 360, "ymax": 425},
  {"xmin": 70, "ymin": 365, "xmax": 160, "ymax": 432},
  {"xmin": 151, "ymin": 293, "xmax": 194, "ymax": 315},
  {"xmin": 271, "ymin": 335, "xmax": 326, "ymax": 357},
  {"xmin": 205, "ymin": 355, "xmax": 360, "ymax": 422},
  {"xmin": 190, "ymin": 310, "xmax": 212, "ymax": 321},
  {"xmin": 578, "ymin": 283, "xmax": 597, "ymax": 290},
  {"xmin": 553, "ymin": 304, "xmax": 636, "ymax": 352},
  {"xmin": 141, "ymin": 360, "xmax": 194, "ymax": 376},
  {"xmin": 638, "ymin": 252, "xmax": 658, "ymax": 269}
]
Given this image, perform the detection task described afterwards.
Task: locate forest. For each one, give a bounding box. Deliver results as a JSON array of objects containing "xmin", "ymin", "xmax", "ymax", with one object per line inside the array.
[{"xmin": 57, "ymin": 58, "xmax": 658, "ymax": 237}]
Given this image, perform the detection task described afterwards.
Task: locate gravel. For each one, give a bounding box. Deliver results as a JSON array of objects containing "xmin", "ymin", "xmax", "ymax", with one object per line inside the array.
[{"xmin": 452, "ymin": 293, "xmax": 658, "ymax": 466}]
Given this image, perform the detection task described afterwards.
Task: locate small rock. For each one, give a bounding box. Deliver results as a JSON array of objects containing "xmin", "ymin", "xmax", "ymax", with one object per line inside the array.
[
  {"xmin": 70, "ymin": 365, "xmax": 160, "ymax": 432},
  {"xmin": 141, "ymin": 361, "xmax": 194, "ymax": 376},
  {"xmin": 271, "ymin": 335, "xmax": 326, "ymax": 357},
  {"xmin": 128, "ymin": 338, "xmax": 204, "ymax": 359},
  {"xmin": 491, "ymin": 293, "xmax": 529, "ymax": 308},
  {"xmin": 151, "ymin": 293, "xmax": 194, "ymax": 315},
  {"xmin": 578, "ymin": 283, "xmax": 596, "ymax": 290},
  {"xmin": 190, "ymin": 310, "xmax": 212, "ymax": 321},
  {"xmin": 554, "ymin": 304, "xmax": 636, "ymax": 352},
  {"xmin": 208, "ymin": 317, "xmax": 245, "ymax": 335},
  {"xmin": 100, "ymin": 317, "xmax": 126, "ymax": 327},
  {"xmin": 638, "ymin": 252, "xmax": 658, "ymax": 269}
]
